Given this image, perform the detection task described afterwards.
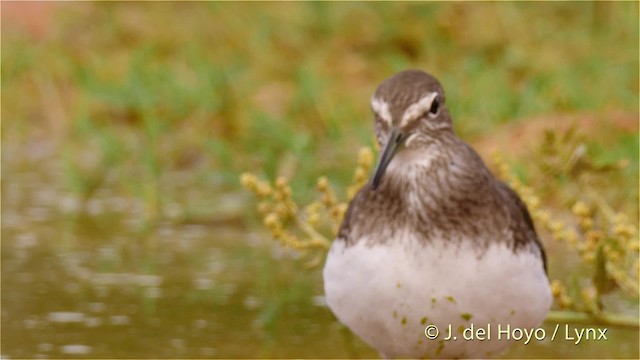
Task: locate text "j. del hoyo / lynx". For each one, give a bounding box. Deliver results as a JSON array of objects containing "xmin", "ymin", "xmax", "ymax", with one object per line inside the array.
[{"xmin": 441, "ymin": 323, "xmax": 607, "ymax": 345}]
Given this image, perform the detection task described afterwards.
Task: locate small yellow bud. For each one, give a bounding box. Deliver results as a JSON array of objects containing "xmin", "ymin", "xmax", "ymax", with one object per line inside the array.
[
  {"xmin": 257, "ymin": 201, "xmax": 271, "ymax": 214},
  {"xmin": 571, "ymin": 201, "xmax": 590, "ymax": 217},
  {"xmin": 358, "ymin": 147, "xmax": 374, "ymax": 167},
  {"xmin": 582, "ymin": 252, "xmax": 595, "ymax": 263},
  {"xmin": 526, "ymin": 196, "xmax": 540, "ymax": 210},
  {"xmin": 264, "ymin": 213, "xmax": 279, "ymax": 230},
  {"xmin": 549, "ymin": 221, "xmax": 564, "ymax": 233},
  {"xmin": 274, "ymin": 203, "xmax": 289, "ymax": 218},
  {"xmin": 240, "ymin": 172, "xmax": 257, "ymax": 189},
  {"xmin": 347, "ymin": 186, "xmax": 358, "ymax": 200},
  {"xmin": 284, "ymin": 199, "xmax": 297, "ymax": 212},
  {"xmin": 308, "ymin": 213, "xmax": 320, "ymax": 225},
  {"xmin": 282, "ymin": 233, "xmax": 301, "ymax": 248},
  {"xmin": 534, "ymin": 210, "xmax": 550, "ymax": 224},
  {"xmin": 317, "ymin": 176, "xmax": 329, "ymax": 192},
  {"xmin": 275, "ymin": 176, "xmax": 288, "ymax": 189},
  {"xmin": 330, "ymin": 203, "xmax": 348, "ymax": 220},
  {"xmin": 614, "ymin": 224, "xmax": 635, "ymax": 238},
  {"xmin": 559, "ymin": 294, "xmax": 572, "ymax": 308},
  {"xmin": 271, "ymin": 227, "xmax": 283, "ymax": 240},
  {"xmin": 550, "ymin": 280, "xmax": 564, "ymax": 297},
  {"xmin": 586, "ymin": 230, "xmax": 603, "ymax": 244},
  {"xmin": 579, "ymin": 218, "xmax": 593, "ymax": 231},
  {"xmin": 305, "ymin": 201, "xmax": 321, "ymax": 215},
  {"xmin": 554, "ymin": 230, "xmax": 567, "ymax": 242},
  {"xmin": 354, "ymin": 168, "xmax": 367, "ymax": 182},
  {"xmin": 256, "ymin": 182, "xmax": 272, "ymax": 197}
]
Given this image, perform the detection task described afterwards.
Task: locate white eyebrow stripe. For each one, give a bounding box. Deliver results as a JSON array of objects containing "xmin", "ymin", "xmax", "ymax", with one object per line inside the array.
[
  {"xmin": 371, "ymin": 96, "xmax": 392, "ymax": 126},
  {"xmin": 400, "ymin": 92, "xmax": 438, "ymax": 127}
]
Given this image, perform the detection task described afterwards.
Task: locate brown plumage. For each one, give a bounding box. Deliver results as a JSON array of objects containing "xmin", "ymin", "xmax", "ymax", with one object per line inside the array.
[
  {"xmin": 323, "ymin": 69, "xmax": 551, "ymax": 359},
  {"xmin": 339, "ymin": 70, "xmax": 546, "ymax": 270}
]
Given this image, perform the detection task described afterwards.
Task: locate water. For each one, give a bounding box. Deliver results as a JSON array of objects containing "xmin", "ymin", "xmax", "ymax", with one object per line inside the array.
[
  {"xmin": 0, "ymin": 144, "xmax": 377, "ymax": 358},
  {"xmin": 1, "ymin": 145, "xmax": 637, "ymax": 358}
]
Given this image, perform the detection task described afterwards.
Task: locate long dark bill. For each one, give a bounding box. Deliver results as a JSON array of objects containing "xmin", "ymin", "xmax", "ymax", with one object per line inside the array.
[{"xmin": 371, "ymin": 128, "xmax": 402, "ymax": 190}]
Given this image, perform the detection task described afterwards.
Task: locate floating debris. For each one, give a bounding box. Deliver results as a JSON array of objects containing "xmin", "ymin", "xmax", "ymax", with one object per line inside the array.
[
  {"xmin": 59, "ymin": 344, "xmax": 92, "ymax": 355},
  {"xmin": 15, "ymin": 233, "xmax": 38, "ymax": 249},
  {"xmin": 109, "ymin": 315, "xmax": 130, "ymax": 326},
  {"xmin": 47, "ymin": 312, "xmax": 86, "ymax": 324},
  {"xmin": 84, "ymin": 317, "xmax": 102, "ymax": 328},
  {"xmin": 58, "ymin": 195, "xmax": 80, "ymax": 213},
  {"xmin": 194, "ymin": 278, "xmax": 214, "ymax": 290}
]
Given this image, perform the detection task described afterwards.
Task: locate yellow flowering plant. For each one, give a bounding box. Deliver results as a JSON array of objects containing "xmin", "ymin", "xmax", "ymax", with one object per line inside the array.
[{"xmin": 241, "ymin": 128, "xmax": 638, "ymax": 328}]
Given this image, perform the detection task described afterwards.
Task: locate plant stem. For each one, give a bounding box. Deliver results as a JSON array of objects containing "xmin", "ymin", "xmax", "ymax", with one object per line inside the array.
[
  {"xmin": 545, "ymin": 310, "xmax": 639, "ymax": 329},
  {"xmin": 295, "ymin": 216, "xmax": 331, "ymax": 249}
]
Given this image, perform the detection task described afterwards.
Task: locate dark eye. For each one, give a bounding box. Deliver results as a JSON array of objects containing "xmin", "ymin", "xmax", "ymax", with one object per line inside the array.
[{"xmin": 429, "ymin": 97, "xmax": 440, "ymax": 116}]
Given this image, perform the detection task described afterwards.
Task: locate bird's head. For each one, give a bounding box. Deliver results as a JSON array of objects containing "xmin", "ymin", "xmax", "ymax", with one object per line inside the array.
[{"xmin": 370, "ymin": 69, "xmax": 453, "ymax": 190}]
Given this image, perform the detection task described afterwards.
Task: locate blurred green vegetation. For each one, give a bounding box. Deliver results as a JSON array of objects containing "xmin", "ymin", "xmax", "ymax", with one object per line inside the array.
[
  {"xmin": 2, "ymin": 2, "xmax": 639, "ymax": 358},
  {"xmin": 3, "ymin": 2, "xmax": 638, "ymax": 212}
]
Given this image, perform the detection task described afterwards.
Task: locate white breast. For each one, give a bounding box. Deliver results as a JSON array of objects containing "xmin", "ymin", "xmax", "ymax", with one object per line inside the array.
[{"xmin": 323, "ymin": 234, "xmax": 551, "ymax": 359}]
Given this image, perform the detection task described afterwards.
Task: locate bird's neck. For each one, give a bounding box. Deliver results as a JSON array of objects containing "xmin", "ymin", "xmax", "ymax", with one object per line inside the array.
[
  {"xmin": 385, "ymin": 143, "xmax": 449, "ymax": 190},
  {"xmin": 382, "ymin": 139, "xmax": 493, "ymax": 214}
]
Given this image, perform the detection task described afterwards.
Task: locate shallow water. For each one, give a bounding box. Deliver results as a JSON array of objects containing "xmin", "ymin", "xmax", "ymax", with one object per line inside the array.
[
  {"xmin": 1, "ymin": 145, "xmax": 376, "ymax": 358},
  {"xmin": 1, "ymin": 146, "xmax": 638, "ymax": 358}
]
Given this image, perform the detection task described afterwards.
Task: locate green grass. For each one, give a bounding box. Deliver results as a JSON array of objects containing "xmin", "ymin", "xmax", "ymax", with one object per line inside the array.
[{"xmin": 3, "ymin": 3, "xmax": 638, "ymax": 207}]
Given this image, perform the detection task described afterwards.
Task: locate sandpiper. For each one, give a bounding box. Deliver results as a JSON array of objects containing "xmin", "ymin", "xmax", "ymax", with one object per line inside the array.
[{"xmin": 323, "ymin": 70, "xmax": 551, "ymax": 359}]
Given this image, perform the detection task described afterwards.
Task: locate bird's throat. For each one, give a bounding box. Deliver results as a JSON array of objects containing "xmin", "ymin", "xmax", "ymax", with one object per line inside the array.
[{"xmin": 384, "ymin": 147, "xmax": 440, "ymax": 187}]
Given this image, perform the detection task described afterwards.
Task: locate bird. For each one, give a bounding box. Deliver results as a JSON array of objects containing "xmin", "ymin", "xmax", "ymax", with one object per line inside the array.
[{"xmin": 323, "ymin": 69, "xmax": 551, "ymax": 359}]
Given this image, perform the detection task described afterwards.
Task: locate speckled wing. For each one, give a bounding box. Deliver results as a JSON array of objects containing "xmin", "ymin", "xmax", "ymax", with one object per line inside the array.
[
  {"xmin": 336, "ymin": 184, "xmax": 371, "ymax": 245},
  {"xmin": 495, "ymin": 180, "xmax": 548, "ymax": 273}
]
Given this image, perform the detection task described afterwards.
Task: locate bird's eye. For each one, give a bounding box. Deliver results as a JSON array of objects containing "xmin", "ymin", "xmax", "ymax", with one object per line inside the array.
[{"xmin": 428, "ymin": 97, "xmax": 440, "ymax": 116}]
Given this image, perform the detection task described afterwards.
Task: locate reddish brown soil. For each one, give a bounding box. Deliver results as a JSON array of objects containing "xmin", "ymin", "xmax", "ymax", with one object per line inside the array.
[
  {"xmin": 472, "ymin": 110, "xmax": 638, "ymax": 161},
  {"xmin": 2, "ymin": 2, "xmax": 60, "ymax": 38}
]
